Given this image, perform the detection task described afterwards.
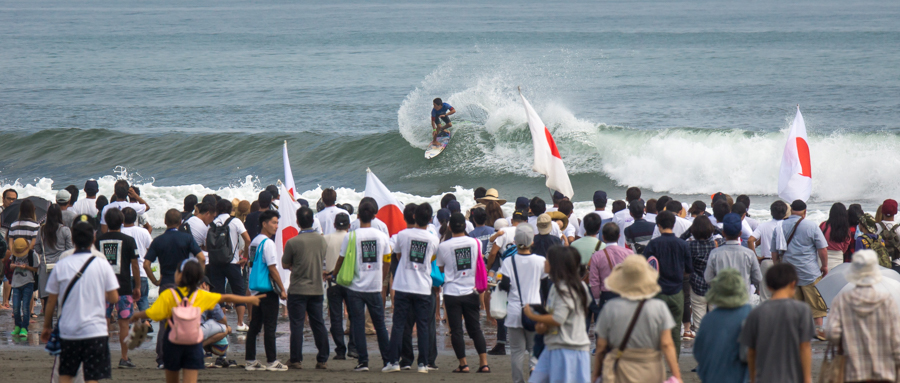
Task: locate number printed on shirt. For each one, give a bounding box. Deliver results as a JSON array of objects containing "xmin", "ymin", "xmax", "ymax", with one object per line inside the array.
[
  {"xmin": 455, "ymin": 247, "xmax": 472, "ymax": 271},
  {"xmin": 408, "ymin": 240, "xmax": 428, "ymax": 270}
]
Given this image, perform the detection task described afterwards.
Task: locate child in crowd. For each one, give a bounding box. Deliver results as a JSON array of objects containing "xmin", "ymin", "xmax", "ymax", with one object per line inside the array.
[
  {"xmin": 524, "ymin": 246, "xmax": 592, "ymax": 383},
  {"xmin": 131, "ymin": 259, "xmax": 259, "ymax": 383},
  {"xmin": 9, "ymin": 238, "xmax": 39, "ymax": 336},
  {"xmin": 198, "ymin": 276, "xmax": 235, "ymax": 368}
]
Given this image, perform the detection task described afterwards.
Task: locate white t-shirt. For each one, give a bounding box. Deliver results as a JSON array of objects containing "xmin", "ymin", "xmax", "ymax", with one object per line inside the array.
[
  {"xmin": 213, "ymin": 214, "xmax": 247, "ymax": 264},
  {"xmin": 651, "ymin": 216, "xmax": 693, "ymax": 240},
  {"xmin": 745, "ymin": 217, "xmax": 760, "ymax": 232},
  {"xmin": 493, "ymin": 225, "xmax": 518, "ymax": 252},
  {"xmin": 436, "ymin": 236, "xmax": 481, "ymax": 296},
  {"xmin": 316, "ymin": 205, "xmax": 348, "ymax": 235},
  {"xmin": 324, "ymin": 231, "xmax": 348, "ymax": 272},
  {"xmin": 248, "ymin": 234, "xmax": 278, "ymax": 295},
  {"xmin": 100, "ymin": 201, "xmax": 147, "ymax": 225},
  {"xmin": 121, "ymin": 225, "xmax": 152, "ymax": 278},
  {"xmin": 72, "ymin": 197, "xmax": 99, "ymax": 218},
  {"xmin": 350, "ymin": 217, "xmax": 389, "ymax": 237},
  {"xmin": 577, "ymin": 210, "xmax": 615, "ymax": 238},
  {"xmin": 340, "ymin": 227, "xmax": 391, "ymax": 293},
  {"xmin": 563, "ymin": 220, "xmax": 577, "ymax": 239},
  {"xmin": 45, "ymin": 250, "xmax": 119, "ymax": 340},
  {"xmin": 392, "ymin": 228, "xmax": 440, "ymax": 294},
  {"xmin": 499, "ymin": 253, "xmax": 547, "ymax": 328},
  {"xmin": 751, "ymin": 219, "xmax": 782, "ymax": 259}
]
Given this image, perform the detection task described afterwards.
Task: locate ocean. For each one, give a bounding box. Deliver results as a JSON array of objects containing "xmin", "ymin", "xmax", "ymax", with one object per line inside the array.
[{"xmin": 1, "ymin": 0, "xmax": 899, "ymax": 226}]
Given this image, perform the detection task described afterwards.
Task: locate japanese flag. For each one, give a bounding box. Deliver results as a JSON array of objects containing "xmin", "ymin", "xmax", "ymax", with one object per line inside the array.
[
  {"xmin": 778, "ymin": 106, "xmax": 812, "ymax": 202},
  {"xmin": 520, "ymin": 89, "xmax": 575, "ymax": 199},
  {"xmin": 276, "ymin": 142, "xmax": 301, "ymax": 293},
  {"xmin": 364, "ymin": 169, "xmax": 406, "ymax": 236}
]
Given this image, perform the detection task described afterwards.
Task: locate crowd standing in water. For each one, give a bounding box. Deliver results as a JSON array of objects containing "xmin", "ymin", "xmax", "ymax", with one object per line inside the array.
[{"xmin": 2, "ymin": 180, "xmax": 900, "ymax": 383}]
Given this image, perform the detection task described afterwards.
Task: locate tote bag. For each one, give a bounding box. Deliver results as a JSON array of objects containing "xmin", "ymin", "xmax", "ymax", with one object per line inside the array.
[
  {"xmin": 336, "ymin": 231, "xmax": 357, "ymax": 287},
  {"xmin": 248, "ymin": 238, "xmax": 273, "ymax": 293}
]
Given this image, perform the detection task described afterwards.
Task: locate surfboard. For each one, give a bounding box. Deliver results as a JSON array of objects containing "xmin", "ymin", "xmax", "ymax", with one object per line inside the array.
[{"xmin": 425, "ymin": 130, "xmax": 451, "ymax": 159}]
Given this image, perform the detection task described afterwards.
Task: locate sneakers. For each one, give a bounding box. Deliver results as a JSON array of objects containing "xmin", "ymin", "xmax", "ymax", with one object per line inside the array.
[
  {"xmin": 208, "ymin": 356, "xmax": 229, "ymax": 369},
  {"xmin": 418, "ymin": 363, "xmax": 428, "ymax": 373},
  {"xmin": 236, "ymin": 324, "xmax": 249, "ymax": 332},
  {"xmin": 347, "ymin": 350, "xmax": 359, "ymax": 359},
  {"xmin": 266, "ymin": 361, "xmax": 288, "ymax": 372},
  {"xmin": 18, "ymin": 328, "xmax": 27, "ymax": 336},
  {"xmin": 382, "ymin": 362, "xmax": 400, "ymax": 373},
  {"xmin": 353, "ymin": 362, "xmax": 369, "ymax": 372},
  {"xmin": 400, "ymin": 364, "xmax": 412, "ymax": 370},
  {"xmin": 157, "ymin": 364, "xmax": 165, "ymax": 370},
  {"xmin": 426, "ymin": 364, "xmax": 439, "ymax": 371},
  {"xmin": 487, "ymin": 343, "xmax": 506, "ymax": 355},
  {"xmin": 10, "ymin": 326, "xmax": 20, "ymax": 336},
  {"xmin": 288, "ymin": 361, "xmax": 302, "ymax": 370},
  {"xmin": 315, "ymin": 362, "xmax": 327, "ymax": 369},
  {"xmin": 245, "ymin": 360, "xmax": 267, "ymax": 371},
  {"xmin": 118, "ymin": 358, "xmax": 137, "ymax": 369},
  {"xmin": 333, "ymin": 354, "xmax": 346, "ymax": 360}
]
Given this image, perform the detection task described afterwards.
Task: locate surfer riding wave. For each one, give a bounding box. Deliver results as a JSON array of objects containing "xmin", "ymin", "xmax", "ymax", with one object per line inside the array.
[{"xmin": 430, "ymin": 97, "xmax": 455, "ymax": 146}]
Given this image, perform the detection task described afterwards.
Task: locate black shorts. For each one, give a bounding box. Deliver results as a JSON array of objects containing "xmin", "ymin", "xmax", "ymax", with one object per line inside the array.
[
  {"xmin": 162, "ymin": 328, "xmax": 205, "ymax": 371},
  {"xmin": 59, "ymin": 336, "xmax": 111, "ymax": 380},
  {"xmin": 433, "ymin": 116, "xmax": 451, "ymax": 126}
]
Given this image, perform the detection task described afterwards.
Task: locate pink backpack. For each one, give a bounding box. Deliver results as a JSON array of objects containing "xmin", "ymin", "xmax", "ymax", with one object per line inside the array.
[{"xmin": 166, "ymin": 288, "xmax": 203, "ymax": 345}]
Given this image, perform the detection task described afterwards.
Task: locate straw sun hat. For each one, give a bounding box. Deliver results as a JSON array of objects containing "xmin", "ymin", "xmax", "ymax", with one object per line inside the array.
[
  {"xmin": 11, "ymin": 238, "xmax": 30, "ymax": 258},
  {"xmin": 605, "ymin": 255, "xmax": 661, "ymax": 300},
  {"xmin": 476, "ymin": 188, "xmax": 507, "ymax": 206}
]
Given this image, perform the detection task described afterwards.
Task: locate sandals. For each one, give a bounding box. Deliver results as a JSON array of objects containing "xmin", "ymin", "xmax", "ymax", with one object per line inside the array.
[
  {"xmin": 477, "ymin": 365, "xmax": 491, "ymax": 373},
  {"xmin": 453, "ymin": 365, "xmax": 469, "ymax": 373}
]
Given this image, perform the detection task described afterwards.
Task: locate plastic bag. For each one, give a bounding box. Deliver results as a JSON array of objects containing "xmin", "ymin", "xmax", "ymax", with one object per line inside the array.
[
  {"xmin": 336, "ymin": 231, "xmax": 357, "ymax": 287},
  {"xmin": 489, "ymin": 287, "xmax": 508, "ymax": 319}
]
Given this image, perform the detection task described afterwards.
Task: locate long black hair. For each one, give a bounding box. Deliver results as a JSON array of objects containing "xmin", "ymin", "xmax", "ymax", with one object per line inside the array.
[
  {"xmin": 41, "ymin": 204, "xmax": 63, "ymax": 249},
  {"xmin": 17, "ymin": 198, "xmax": 36, "ymax": 221},
  {"xmin": 547, "ymin": 246, "xmax": 589, "ymax": 311},
  {"xmin": 825, "ymin": 202, "xmax": 850, "ymax": 244}
]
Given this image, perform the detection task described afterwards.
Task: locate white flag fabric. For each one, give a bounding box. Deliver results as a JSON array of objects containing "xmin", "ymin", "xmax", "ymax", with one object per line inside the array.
[
  {"xmin": 283, "ymin": 141, "xmax": 297, "ymax": 200},
  {"xmin": 778, "ymin": 107, "xmax": 812, "ymax": 202},
  {"xmin": 519, "ymin": 90, "xmax": 575, "ymax": 199},
  {"xmin": 364, "ymin": 169, "xmax": 406, "ymax": 236}
]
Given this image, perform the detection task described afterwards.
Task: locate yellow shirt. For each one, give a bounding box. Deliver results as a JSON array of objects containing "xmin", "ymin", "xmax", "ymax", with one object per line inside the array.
[{"xmin": 145, "ymin": 286, "xmax": 222, "ymax": 322}]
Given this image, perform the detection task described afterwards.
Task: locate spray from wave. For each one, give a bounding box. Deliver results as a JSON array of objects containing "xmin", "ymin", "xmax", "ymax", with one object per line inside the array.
[{"xmin": 397, "ymin": 57, "xmax": 900, "ymax": 203}]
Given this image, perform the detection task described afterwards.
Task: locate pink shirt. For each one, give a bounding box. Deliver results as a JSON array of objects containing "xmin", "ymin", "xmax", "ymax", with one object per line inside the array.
[{"xmin": 589, "ymin": 244, "xmax": 633, "ymax": 297}]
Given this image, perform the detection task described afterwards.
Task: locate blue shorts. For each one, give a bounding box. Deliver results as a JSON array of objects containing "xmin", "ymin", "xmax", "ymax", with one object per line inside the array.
[
  {"xmin": 106, "ymin": 295, "xmax": 135, "ymax": 320},
  {"xmin": 162, "ymin": 328, "xmax": 205, "ymax": 371}
]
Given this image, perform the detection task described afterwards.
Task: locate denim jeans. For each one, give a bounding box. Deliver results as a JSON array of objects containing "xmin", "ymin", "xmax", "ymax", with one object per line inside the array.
[
  {"xmin": 388, "ymin": 291, "xmax": 431, "ymax": 365},
  {"xmin": 401, "ymin": 290, "xmax": 438, "ymax": 366},
  {"xmin": 13, "ymin": 284, "xmax": 34, "ymax": 329},
  {"xmin": 346, "ymin": 290, "xmax": 389, "ymax": 365},
  {"xmin": 326, "ymin": 283, "xmax": 355, "ymax": 356},
  {"xmin": 287, "ymin": 294, "xmax": 330, "ymax": 363},
  {"xmin": 246, "ymin": 292, "xmax": 279, "ymax": 363}
]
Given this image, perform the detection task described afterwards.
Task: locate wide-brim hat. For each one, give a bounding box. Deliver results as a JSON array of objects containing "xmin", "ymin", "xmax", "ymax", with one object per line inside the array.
[
  {"xmin": 705, "ymin": 268, "xmax": 749, "ymax": 308},
  {"xmin": 549, "ymin": 211, "xmax": 569, "ymax": 232},
  {"xmin": 605, "ymin": 255, "xmax": 661, "ymax": 300},
  {"xmin": 476, "ymin": 188, "xmax": 507, "ymax": 206},
  {"xmin": 846, "ymin": 250, "xmax": 882, "ymax": 287},
  {"xmin": 11, "ymin": 238, "xmax": 29, "ymax": 258}
]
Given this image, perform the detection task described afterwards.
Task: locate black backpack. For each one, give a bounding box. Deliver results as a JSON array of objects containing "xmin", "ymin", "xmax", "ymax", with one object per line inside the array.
[
  {"xmin": 178, "ymin": 219, "xmax": 192, "ymax": 234},
  {"xmin": 206, "ymin": 217, "xmax": 236, "ymax": 265}
]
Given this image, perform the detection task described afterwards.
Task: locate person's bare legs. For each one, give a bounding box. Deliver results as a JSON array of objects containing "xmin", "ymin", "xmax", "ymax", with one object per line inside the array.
[
  {"xmin": 2, "ymin": 280, "xmax": 11, "ymax": 307},
  {"xmin": 165, "ymin": 370, "xmax": 179, "ymax": 383},
  {"xmin": 118, "ymin": 318, "xmax": 130, "ymax": 362},
  {"xmin": 181, "ymin": 369, "xmax": 198, "ymax": 383}
]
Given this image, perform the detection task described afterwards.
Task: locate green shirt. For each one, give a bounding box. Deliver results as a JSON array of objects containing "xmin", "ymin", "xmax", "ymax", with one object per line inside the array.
[{"xmin": 570, "ymin": 236, "xmax": 604, "ymax": 265}]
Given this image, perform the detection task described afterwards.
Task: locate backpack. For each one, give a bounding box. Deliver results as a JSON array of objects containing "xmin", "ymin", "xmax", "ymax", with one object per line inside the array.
[
  {"xmin": 167, "ymin": 288, "xmax": 203, "ymax": 345},
  {"xmin": 500, "ymin": 243, "xmax": 517, "ymax": 261},
  {"xmin": 206, "ymin": 217, "xmax": 235, "ymax": 265},
  {"xmin": 878, "ymin": 223, "xmax": 900, "ymax": 261},
  {"xmin": 861, "ymin": 235, "xmax": 892, "ymax": 268},
  {"xmin": 178, "ymin": 220, "xmax": 192, "ymax": 234}
]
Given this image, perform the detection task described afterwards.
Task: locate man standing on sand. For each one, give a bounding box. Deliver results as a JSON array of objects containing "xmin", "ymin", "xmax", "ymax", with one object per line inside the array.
[{"xmin": 430, "ymin": 97, "xmax": 456, "ymax": 146}]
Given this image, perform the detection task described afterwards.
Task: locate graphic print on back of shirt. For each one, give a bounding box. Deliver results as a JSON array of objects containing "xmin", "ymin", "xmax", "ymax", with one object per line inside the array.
[
  {"xmin": 455, "ymin": 246, "xmax": 472, "ymax": 273},
  {"xmin": 100, "ymin": 239, "xmax": 123, "ymax": 273},
  {"xmin": 408, "ymin": 240, "xmax": 428, "ymax": 270},
  {"xmin": 360, "ymin": 240, "xmax": 377, "ymax": 271}
]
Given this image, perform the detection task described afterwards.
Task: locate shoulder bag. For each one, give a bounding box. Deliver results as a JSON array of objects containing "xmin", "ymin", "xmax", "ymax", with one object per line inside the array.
[
  {"xmin": 599, "ymin": 299, "xmax": 646, "ymax": 383},
  {"xmin": 511, "ymin": 254, "xmax": 537, "ymax": 332},
  {"xmin": 786, "ymin": 217, "xmax": 805, "ymax": 248}
]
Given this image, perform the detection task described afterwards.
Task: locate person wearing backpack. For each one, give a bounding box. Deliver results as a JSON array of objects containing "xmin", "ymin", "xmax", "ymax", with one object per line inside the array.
[
  {"xmin": 181, "ymin": 202, "xmax": 214, "ymax": 261},
  {"xmin": 206, "ymin": 199, "xmax": 252, "ymax": 332},
  {"xmin": 876, "ymin": 199, "xmax": 900, "ymax": 274},
  {"xmin": 130, "ymin": 259, "xmax": 260, "ymax": 383},
  {"xmin": 9, "ymin": 238, "xmax": 39, "ymax": 337},
  {"xmin": 40, "ymin": 222, "xmax": 120, "ymax": 382},
  {"xmin": 856, "ymin": 213, "xmax": 893, "ymax": 268}
]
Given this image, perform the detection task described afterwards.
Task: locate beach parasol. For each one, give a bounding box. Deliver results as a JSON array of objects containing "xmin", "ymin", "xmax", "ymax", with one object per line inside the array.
[{"xmin": 816, "ymin": 262, "xmax": 900, "ymax": 308}]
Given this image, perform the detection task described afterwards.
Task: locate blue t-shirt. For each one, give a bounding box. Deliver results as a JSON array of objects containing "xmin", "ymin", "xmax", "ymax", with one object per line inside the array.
[
  {"xmin": 145, "ymin": 228, "xmax": 202, "ymax": 287},
  {"xmin": 694, "ymin": 305, "xmax": 752, "ymax": 383},
  {"xmin": 431, "ymin": 103, "xmax": 452, "ymax": 120},
  {"xmin": 468, "ymin": 225, "xmax": 495, "ymax": 254}
]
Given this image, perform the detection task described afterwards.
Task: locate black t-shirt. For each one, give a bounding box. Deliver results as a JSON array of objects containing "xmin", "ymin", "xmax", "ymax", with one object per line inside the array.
[
  {"xmin": 244, "ymin": 211, "xmax": 262, "ymax": 240},
  {"xmin": 532, "ymin": 234, "xmax": 562, "ymax": 257},
  {"xmin": 145, "ymin": 229, "xmax": 202, "ymax": 287},
  {"xmin": 95, "ymin": 231, "xmax": 138, "ymax": 296}
]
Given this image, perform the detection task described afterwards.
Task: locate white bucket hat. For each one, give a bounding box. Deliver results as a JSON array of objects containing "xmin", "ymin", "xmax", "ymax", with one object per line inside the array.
[{"xmin": 847, "ymin": 250, "xmax": 882, "ymax": 287}]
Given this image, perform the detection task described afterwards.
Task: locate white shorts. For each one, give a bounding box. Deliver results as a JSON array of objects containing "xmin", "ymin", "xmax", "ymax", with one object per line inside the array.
[{"xmin": 201, "ymin": 319, "xmax": 227, "ymax": 340}]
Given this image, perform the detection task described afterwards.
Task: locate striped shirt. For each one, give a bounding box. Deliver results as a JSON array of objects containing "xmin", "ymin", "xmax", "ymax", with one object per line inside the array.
[{"xmin": 8, "ymin": 219, "xmax": 40, "ymax": 242}]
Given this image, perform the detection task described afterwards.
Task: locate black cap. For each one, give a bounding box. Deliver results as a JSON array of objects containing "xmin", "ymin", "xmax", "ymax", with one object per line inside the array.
[
  {"xmin": 511, "ymin": 209, "xmax": 528, "ymax": 222},
  {"xmin": 201, "ymin": 276, "xmax": 215, "ymax": 290},
  {"xmin": 447, "ymin": 200, "xmax": 461, "ymax": 213},
  {"xmin": 515, "ymin": 197, "xmax": 529, "ymax": 210},
  {"xmin": 334, "ymin": 213, "xmax": 350, "ymax": 229},
  {"xmin": 297, "ymin": 198, "xmax": 309, "ymax": 207},
  {"xmin": 593, "ymin": 190, "xmax": 607, "ymax": 204},
  {"xmin": 790, "ymin": 200, "xmax": 807, "ymax": 212},
  {"xmin": 553, "ymin": 191, "xmax": 565, "ymax": 201},
  {"xmin": 449, "ymin": 212, "xmax": 467, "ymax": 233},
  {"xmin": 84, "ymin": 179, "xmax": 99, "ymax": 194},
  {"xmin": 265, "ymin": 185, "xmax": 279, "ymax": 198},
  {"xmin": 437, "ymin": 208, "xmax": 451, "ymax": 224}
]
